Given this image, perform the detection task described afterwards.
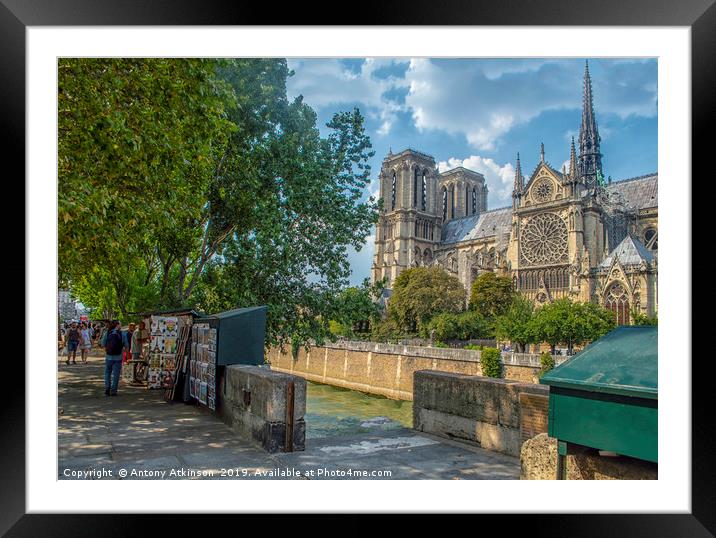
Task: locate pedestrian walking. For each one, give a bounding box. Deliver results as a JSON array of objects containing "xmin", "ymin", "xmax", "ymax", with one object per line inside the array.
[
  {"xmin": 65, "ymin": 322, "xmax": 80, "ymax": 365},
  {"xmin": 79, "ymin": 322, "xmax": 92, "ymax": 364},
  {"xmin": 101, "ymin": 320, "xmax": 124, "ymax": 396},
  {"xmin": 131, "ymin": 321, "xmax": 146, "ymax": 361}
]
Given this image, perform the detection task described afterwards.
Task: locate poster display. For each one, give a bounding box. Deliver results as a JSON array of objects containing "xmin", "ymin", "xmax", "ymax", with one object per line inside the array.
[
  {"xmin": 145, "ymin": 315, "xmax": 179, "ymax": 390},
  {"xmin": 189, "ymin": 323, "xmax": 216, "ymax": 410}
]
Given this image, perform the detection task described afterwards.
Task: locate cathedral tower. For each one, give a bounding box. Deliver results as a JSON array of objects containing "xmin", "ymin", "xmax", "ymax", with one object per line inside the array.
[
  {"xmin": 438, "ymin": 167, "xmax": 488, "ymax": 222},
  {"xmin": 371, "ymin": 149, "xmax": 441, "ymax": 287}
]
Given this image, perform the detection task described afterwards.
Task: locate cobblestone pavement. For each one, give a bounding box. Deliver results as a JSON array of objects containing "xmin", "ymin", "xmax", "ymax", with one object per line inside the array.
[{"xmin": 58, "ymin": 356, "xmax": 520, "ymax": 480}]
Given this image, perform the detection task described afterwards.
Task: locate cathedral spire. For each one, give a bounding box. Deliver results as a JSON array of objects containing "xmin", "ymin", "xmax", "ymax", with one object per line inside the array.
[
  {"xmin": 539, "ymin": 142, "xmax": 545, "ymax": 163},
  {"xmin": 578, "ymin": 59, "xmax": 603, "ymax": 188},
  {"xmin": 569, "ymin": 136, "xmax": 577, "ymax": 179},
  {"xmin": 514, "ymin": 153, "xmax": 523, "ymax": 192},
  {"xmin": 512, "ymin": 152, "xmax": 524, "ymax": 207}
]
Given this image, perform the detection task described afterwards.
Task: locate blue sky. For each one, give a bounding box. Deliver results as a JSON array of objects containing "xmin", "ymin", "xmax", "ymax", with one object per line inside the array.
[{"xmin": 285, "ymin": 58, "xmax": 658, "ymax": 286}]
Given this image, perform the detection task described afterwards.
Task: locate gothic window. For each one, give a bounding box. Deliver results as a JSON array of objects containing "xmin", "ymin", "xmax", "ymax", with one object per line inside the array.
[
  {"xmin": 423, "ymin": 249, "xmax": 432, "ymax": 264},
  {"xmin": 472, "ymin": 188, "xmax": 477, "ymax": 215},
  {"xmin": 449, "ymin": 185, "xmax": 455, "ymax": 220},
  {"xmin": 421, "ymin": 172, "xmax": 427, "ymax": 211},
  {"xmin": 605, "ymin": 282, "xmax": 630, "ymax": 325},
  {"xmin": 644, "ymin": 228, "xmax": 658, "ymax": 251},
  {"xmin": 442, "ymin": 186, "xmax": 448, "ymax": 221},
  {"xmin": 466, "ymin": 185, "xmax": 470, "ymax": 216},
  {"xmin": 413, "ymin": 168, "xmax": 419, "ymax": 207},
  {"xmin": 415, "ymin": 220, "xmax": 419, "ymax": 236},
  {"xmin": 519, "ymin": 213, "xmax": 569, "ymax": 267},
  {"xmin": 391, "ymin": 172, "xmax": 396, "ymax": 210},
  {"xmin": 532, "ymin": 178, "xmax": 554, "ymax": 203}
]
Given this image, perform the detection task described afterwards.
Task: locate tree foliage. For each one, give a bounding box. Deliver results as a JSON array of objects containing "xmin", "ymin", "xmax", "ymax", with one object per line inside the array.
[
  {"xmin": 494, "ymin": 293, "xmax": 535, "ymax": 352},
  {"xmin": 59, "ymin": 58, "xmax": 379, "ymax": 348},
  {"xmin": 329, "ymin": 279, "xmax": 385, "ymax": 337},
  {"xmin": 529, "ymin": 298, "xmax": 616, "ymax": 354},
  {"xmin": 387, "ymin": 267, "xmax": 466, "ymax": 333},
  {"xmin": 469, "ymin": 272, "xmax": 514, "ymax": 318},
  {"xmin": 422, "ymin": 311, "xmax": 490, "ymax": 341}
]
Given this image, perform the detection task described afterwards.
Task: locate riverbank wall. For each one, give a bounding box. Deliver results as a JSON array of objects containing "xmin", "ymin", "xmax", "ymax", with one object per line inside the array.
[{"xmin": 266, "ymin": 341, "xmax": 563, "ymax": 401}]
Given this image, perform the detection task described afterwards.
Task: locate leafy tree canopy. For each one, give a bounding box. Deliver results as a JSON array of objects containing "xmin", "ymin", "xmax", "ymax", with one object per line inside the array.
[
  {"xmin": 494, "ymin": 293, "xmax": 535, "ymax": 352},
  {"xmin": 387, "ymin": 267, "xmax": 465, "ymax": 333},
  {"xmin": 59, "ymin": 58, "xmax": 379, "ymax": 349},
  {"xmin": 469, "ymin": 272, "xmax": 514, "ymax": 318},
  {"xmin": 529, "ymin": 298, "xmax": 616, "ymax": 354}
]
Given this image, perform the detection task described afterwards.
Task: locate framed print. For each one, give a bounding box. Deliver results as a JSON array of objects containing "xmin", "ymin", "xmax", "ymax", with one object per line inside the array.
[{"xmin": 13, "ymin": 0, "xmax": 712, "ymax": 534}]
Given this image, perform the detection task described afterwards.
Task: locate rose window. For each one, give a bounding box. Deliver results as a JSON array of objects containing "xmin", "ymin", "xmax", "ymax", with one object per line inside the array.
[
  {"xmin": 520, "ymin": 213, "xmax": 568, "ymax": 266},
  {"xmin": 532, "ymin": 178, "xmax": 554, "ymax": 203}
]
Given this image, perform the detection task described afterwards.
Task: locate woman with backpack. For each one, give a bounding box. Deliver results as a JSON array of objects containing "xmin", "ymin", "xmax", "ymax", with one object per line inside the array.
[{"xmin": 100, "ymin": 320, "xmax": 124, "ymax": 396}]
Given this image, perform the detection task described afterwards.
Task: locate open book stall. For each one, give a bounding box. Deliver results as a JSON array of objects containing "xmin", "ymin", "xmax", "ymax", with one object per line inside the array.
[{"xmin": 126, "ymin": 308, "xmax": 203, "ymax": 401}]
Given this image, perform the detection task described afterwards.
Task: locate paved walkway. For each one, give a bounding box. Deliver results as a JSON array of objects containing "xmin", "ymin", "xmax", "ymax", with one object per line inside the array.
[{"xmin": 58, "ymin": 356, "xmax": 520, "ymax": 480}]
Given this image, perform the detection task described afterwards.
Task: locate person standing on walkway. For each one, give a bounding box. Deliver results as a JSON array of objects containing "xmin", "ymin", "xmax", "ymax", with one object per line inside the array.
[
  {"xmin": 123, "ymin": 323, "xmax": 136, "ymax": 363},
  {"xmin": 66, "ymin": 322, "xmax": 80, "ymax": 365},
  {"xmin": 130, "ymin": 321, "xmax": 144, "ymax": 361},
  {"xmin": 79, "ymin": 322, "xmax": 92, "ymax": 364},
  {"xmin": 101, "ymin": 320, "xmax": 124, "ymax": 396}
]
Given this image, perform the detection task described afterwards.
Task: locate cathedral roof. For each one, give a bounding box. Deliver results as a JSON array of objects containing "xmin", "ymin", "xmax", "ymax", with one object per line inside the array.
[
  {"xmin": 604, "ymin": 173, "xmax": 657, "ymax": 210},
  {"xmin": 441, "ymin": 207, "xmax": 512, "ymax": 244},
  {"xmin": 599, "ymin": 234, "xmax": 655, "ymax": 268}
]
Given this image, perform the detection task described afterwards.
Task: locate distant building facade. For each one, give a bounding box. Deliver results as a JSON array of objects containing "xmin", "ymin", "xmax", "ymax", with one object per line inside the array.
[
  {"xmin": 58, "ymin": 288, "xmax": 78, "ymax": 322},
  {"xmin": 371, "ymin": 62, "xmax": 657, "ymax": 323}
]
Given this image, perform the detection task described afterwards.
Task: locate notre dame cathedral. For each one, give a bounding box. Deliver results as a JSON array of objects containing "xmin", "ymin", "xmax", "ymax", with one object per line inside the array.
[{"xmin": 371, "ymin": 62, "xmax": 657, "ymax": 325}]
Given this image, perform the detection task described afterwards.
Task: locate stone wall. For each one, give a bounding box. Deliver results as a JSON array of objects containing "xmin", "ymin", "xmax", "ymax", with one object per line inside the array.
[
  {"xmin": 267, "ymin": 341, "xmax": 545, "ymax": 401},
  {"xmin": 217, "ymin": 365, "xmax": 306, "ymax": 453},
  {"xmin": 412, "ymin": 370, "xmax": 550, "ymax": 457},
  {"xmin": 520, "ymin": 433, "xmax": 658, "ymax": 480}
]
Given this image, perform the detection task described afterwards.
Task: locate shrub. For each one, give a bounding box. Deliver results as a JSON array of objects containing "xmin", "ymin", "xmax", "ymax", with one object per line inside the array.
[
  {"xmin": 539, "ymin": 351, "xmax": 555, "ymax": 377},
  {"xmin": 434, "ymin": 341, "xmax": 448, "ymax": 348},
  {"xmin": 480, "ymin": 347, "xmax": 502, "ymax": 378}
]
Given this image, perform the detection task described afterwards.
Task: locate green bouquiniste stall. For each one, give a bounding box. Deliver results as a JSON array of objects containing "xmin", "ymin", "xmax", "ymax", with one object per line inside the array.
[{"xmin": 540, "ymin": 326, "xmax": 657, "ymax": 479}]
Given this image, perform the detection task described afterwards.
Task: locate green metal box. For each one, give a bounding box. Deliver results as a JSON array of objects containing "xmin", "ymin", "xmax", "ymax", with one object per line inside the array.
[
  {"xmin": 208, "ymin": 306, "xmax": 267, "ymax": 366},
  {"xmin": 540, "ymin": 326, "xmax": 657, "ymax": 463}
]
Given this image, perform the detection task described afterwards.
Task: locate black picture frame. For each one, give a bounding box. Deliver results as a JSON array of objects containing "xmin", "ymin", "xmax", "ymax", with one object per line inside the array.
[{"xmin": 3, "ymin": 0, "xmax": 709, "ymax": 534}]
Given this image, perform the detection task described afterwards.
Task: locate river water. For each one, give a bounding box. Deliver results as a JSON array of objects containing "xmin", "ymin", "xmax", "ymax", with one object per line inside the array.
[{"xmin": 305, "ymin": 381, "xmax": 413, "ymax": 439}]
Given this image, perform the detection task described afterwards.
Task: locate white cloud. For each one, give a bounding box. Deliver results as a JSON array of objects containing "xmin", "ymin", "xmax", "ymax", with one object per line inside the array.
[
  {"xmin": 287, "ymin": 58, "xmax": 408, "ymax": 137},
  {"xmin": 404, "ymin": 58, "xmax": 656, "ymax": 152},
  {"xmin": 438, "ymin": 155, "xmax": 516, "ymax": 208},
  {"xmin": 287, "ymin": 58, "xmax": 657, "ymax": 153}
]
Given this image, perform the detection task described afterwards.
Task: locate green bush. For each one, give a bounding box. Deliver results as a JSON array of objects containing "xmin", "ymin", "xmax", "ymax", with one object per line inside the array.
[
  {"xmin": 539, "ymin": 351, "xmax": 555, "ymax": 377},
  {"xmin": 480, "ymin": 347, "xmax": 502, "ymax": 378},
  {"xmin": 434, "ymin": 341, "xmax": 448, "ymax": 348}
]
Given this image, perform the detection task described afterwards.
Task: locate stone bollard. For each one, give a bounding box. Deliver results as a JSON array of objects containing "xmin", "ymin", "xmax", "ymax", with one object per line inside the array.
[{"xmin": 219, "ymin": 365, "xmax": 306, "ymax": 453}]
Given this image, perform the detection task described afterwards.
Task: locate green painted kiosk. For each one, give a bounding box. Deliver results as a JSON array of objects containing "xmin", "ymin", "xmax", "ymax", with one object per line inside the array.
[{"xmin": 540, "ymin": 326, "xmax": 657, "ymax": 479}]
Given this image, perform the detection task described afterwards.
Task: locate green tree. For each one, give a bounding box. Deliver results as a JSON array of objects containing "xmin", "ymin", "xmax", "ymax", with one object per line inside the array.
[
  {"xmin": 387, "ymin": 267, "xmax": 466, "ymax": 333},
  {"xmin": 59, "ymin": 58, "xmax": 379, "ymax": 349},
  {"xmin": 58, "ymin": 58, "xmax": 233, "ymax": 312},
  {"xmin": 530, "ymin": 298, "xmax": 616, "ymax": 354},
  {"xmin": 469, "ymin": 272, "xmax": 514, "ymax": 318},
  {"xmin": 423, "ymin": 311, "xmax": 489, "ymax": 341},
  {"xmin": 494, "ymin": 293, "xmax": 535, "ymax": 352},
  {"xmin": 330, "ymin": 279, "xmax": 385, "ymax": 337}
]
